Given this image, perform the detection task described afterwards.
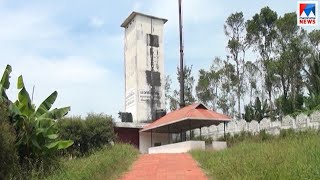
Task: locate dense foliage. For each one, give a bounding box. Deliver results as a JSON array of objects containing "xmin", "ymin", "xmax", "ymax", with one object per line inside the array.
[
  {"xmin": 58, "ymin": 113, "xmax": 115, "ymax": 157},
  {"xmin": 12, "ymin": 76, "xmax": 73, "ymax": 161},
  {"xmin": 0, "ymin": 64, "xmax": 73, "ymax": 179},
  {"xmin": 166, "ymin": 7, "xmax": 320, "ymax": 121},
  {"xmin": 0, "ymin": 116, "xmax": 18, "ymax": 179}
]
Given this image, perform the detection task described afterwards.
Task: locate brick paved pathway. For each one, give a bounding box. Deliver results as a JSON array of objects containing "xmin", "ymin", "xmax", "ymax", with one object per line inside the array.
[{"xmin": 119, "ymin": 153, "xmax": 208, "ymax": 180}]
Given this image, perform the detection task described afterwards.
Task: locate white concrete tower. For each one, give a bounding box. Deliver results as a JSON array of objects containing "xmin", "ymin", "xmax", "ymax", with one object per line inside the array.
[{"xmin": 121, "ymin": 12, "xmax": 167, "ymax": 123}]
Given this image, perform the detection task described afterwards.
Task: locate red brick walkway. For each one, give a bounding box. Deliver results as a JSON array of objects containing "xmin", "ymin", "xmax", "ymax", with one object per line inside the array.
[{"xmin": 119, "ymin": 153, "xmax": 208, "ymax": 180}]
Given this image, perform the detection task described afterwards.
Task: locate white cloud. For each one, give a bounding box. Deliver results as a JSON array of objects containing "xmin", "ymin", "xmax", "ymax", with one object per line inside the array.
[
  {"xmin": 132, "ymin": 1, "xmax": 142, "ymax": 11},
  {"xmin": 90, "ymin": 16, "xmax": 105, "ymax": 28},
  {"xmin": 0, "ymin": 6, "xmax": 65, "ymax": 41},
  {"xmin": 145, "ymin": 0, "xmax": 222, "ymax": 30},
  {"xmin": 0, "ymin": 1, "xmax": 124, "ymax": 119},
  {"xmin": 3, "ymin": 55, "xmax": 123, "ymax": 118}
]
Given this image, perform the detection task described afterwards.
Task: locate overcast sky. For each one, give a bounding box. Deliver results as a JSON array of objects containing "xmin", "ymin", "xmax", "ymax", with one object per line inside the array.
[{"xmin": 0, "ymin": 0, "xmax": 298, "ymax": 120}]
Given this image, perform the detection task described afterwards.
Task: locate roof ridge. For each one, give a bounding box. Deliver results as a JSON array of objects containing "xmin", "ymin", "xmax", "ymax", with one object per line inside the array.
[
  {"xmin": 194, "ymin": 103, "xmax": 208, "ymax": 110},
  {"xmin": 185, "ymin": 103, "xmax": 200, "ymax": 117}
]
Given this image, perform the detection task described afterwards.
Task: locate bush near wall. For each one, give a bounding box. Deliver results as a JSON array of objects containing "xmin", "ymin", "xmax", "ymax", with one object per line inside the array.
[
  {"xmin": 0, "ymin": 120, "xmax": 19, "ymax": 179},
  {"xmin": 0, "ymin": 100, "xmax": 17, "ymax": 179},
  {"xmin": 58, "ymin": 113, "xmax": 115, "ymax": 157}
]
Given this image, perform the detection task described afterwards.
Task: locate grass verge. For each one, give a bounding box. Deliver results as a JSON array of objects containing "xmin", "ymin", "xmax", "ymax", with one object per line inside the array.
[
  {"xmin": 191, "ymin": 130, "xmax": 320, "ymax": 180},
  {"xmin": 43, "ymin": 144, "xmax": 139, "ymax": 180}
]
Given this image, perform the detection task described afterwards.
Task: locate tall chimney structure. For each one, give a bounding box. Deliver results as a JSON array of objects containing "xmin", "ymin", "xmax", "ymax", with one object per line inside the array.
[{"xmin": 121, "ymin": 12, "xmax": 167, "ymax": 123}]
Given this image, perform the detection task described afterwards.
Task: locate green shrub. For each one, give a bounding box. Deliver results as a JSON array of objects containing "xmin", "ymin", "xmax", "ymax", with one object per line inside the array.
[
  {"xmin": 0, "ymin": 100, "xmax": 18, "ymax": 179},
  {"xmin": 58, "ymin": 113, "xmax": 115, "ymax": 157},
  {"xmin": 0, "ymin": 121, "xmax": 19, "ymax": 179},
  {"xmin": 58, "ymin": 116, "xmax": 88, "ymax": 156},
  {"xmin": 86, "ymin": 113, "xmax": 115, "ymax": 150}
]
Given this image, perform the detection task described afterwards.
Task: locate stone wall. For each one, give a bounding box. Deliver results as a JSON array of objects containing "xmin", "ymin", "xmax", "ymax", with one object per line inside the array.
[{"xmin": 194, "ymin": 111, "xmax": 320, "ymax": 140}]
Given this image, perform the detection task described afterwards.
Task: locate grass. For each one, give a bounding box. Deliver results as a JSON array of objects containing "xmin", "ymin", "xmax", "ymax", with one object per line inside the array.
[
  {"xmin": 191, "ymin": 130, "xmax": 320, "ymax": 180},
  {"xmin": 43, "ymin": 144, "xmax": 139, "ymax": 180}
]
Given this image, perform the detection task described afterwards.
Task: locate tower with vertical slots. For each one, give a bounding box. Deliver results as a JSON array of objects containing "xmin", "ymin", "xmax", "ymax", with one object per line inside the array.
[{"xmin": 121, "ymin": 12, "xmax": 167, "ymax": 123}]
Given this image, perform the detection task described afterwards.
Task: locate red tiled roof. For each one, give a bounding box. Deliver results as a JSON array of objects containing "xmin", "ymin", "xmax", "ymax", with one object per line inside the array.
[{"xmin": 140, "ymin": 103, "xmax": 231, "ymax": 132}]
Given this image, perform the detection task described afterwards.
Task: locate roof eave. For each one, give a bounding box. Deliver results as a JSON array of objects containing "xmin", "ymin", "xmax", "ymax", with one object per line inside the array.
[
  {"xmin": 121, "ymin": 11, "xmax": 168, "ymax": 27},
  {"xmin": 140, "ymin": 117, "xmax": 230, "ymax": 132}
]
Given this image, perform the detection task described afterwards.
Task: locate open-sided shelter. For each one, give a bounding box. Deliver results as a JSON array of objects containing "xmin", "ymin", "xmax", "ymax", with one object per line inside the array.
[{"xmin": 139, "ymin": 103, "xmax": 231, "ymax": 153}]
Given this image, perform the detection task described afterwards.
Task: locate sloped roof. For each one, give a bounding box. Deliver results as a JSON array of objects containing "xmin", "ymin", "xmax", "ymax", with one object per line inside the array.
[
  {"xmin": 121, "ymin": 11, "xmax": 168, "ymax": 28},
  {"xmin": 140, "ymin": 103, "xmax": 231, "ymax": 133}
]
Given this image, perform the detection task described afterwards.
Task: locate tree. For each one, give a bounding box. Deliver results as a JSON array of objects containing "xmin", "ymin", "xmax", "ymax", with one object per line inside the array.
[
  {"xmin": 165, "ymin": 75, "xmax": 180, "ymax": 111},
  {"xmin": 274, "ymin": 12, "xmax": 306, "ymax": 114},
  {"xmin": 217, "ymin": 61, "xmax": 238, "ymax": 116},
  {"xmin": 196, "ymin": 69, "xmax": 212, "ymax": 107},
  {"xmin": 176, "ymin": 65, "xmax": 196, "ymax": 106},
  {"xmin": 244, "ymin": 61, "xmax": 259, "ymax": 104},
  {"xmin": 244, "ymin": 97, "xmax": 270, "ymax": 122},
  {"xmin": 165, "ymin": 75, "xmax": 172, "ymax": 109},
  {"xmin": 302, "ymin": 30, "xmax": 320, "ymax": 111},
  {"xmin": 305, "ymin": 30, "xmax": 320, "ymax": 96},
  {"xmin": 167, "ymin": 65, "xmax": 196, "ymax": 111},
  {"xmin": 224, "ymin": 12, "xmax": 248, "ymax": 118},
  {"xmin": 196, "ymin": 57, "xmax": 224, "ymax": 110},
  {"xmin": 246, "ymin": 7, "xmax": 278, "ymax": 110}
]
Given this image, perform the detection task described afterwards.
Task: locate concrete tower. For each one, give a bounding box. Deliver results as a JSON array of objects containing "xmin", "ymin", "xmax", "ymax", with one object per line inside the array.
[{"xmin": 121, "ymin": 12, "xmax": 167, "ymax": 123}]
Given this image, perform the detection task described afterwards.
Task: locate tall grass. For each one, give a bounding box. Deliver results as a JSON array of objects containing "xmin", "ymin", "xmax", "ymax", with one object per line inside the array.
[
  {"xmin": 191, "ymin": 130, "xmax": 320, "ymax": 180},
  {"xmin": 43, "ymin": 144, "xmax": 139, "ymax": 180}
]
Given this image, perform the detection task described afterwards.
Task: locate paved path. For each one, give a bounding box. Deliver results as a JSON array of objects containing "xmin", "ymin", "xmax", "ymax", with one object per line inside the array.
[{"xmin": 119, "ymin": 153, "xmax": 208, "ymax": 180}]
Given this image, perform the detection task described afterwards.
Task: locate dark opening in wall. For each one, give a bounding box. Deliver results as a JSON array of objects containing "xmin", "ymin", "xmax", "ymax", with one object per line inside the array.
[
  {"xmin": 146, "ymin": 71, "xmax": 161, "ymax": 86},
  {"xmin": 147, "ymin": 34, "xmax": 159, "ymax": 47},
  {"xmin": 118, "ymin": 112, "xmax": 133, "ymax": 122}
]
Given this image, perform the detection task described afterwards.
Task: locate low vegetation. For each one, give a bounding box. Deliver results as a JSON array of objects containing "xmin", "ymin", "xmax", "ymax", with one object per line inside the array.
[
  {"xmin": 44, "ymin": 144, "xmax": 139, "ymax": 180},
  {"xmin": 217, "ymin": 130, "xmax": 274, "ymax": 147},
  {"xmin": 0, "ymin": 120, "xmax": 19, "ymax": 179},
  {"xmin": 58, "ymin": 114, "xmax": 115, "ymax": 157},
  {"xmin": 191, "ymin": 130, "xmax": 320, "ymax": 179}
]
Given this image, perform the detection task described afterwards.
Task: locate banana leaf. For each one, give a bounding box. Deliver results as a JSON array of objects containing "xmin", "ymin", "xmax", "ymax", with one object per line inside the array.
[
  {"xmin": 46, "ymin": 140, "xmax": 73, "ymax": 150},
  {"xmin": 35, "ymin": 91, "xmax": 58, "ymax": 117},
  {"xmin": 0, "ymin": 65, "xmax": 12, "ymax": 98}
]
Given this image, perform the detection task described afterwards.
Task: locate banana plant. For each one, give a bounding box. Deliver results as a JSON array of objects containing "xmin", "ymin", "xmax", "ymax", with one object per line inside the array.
[
  {"xmin": 11, "ymin": 75, "xmax": 73, "ymax": 157},
  {"xmin": 0, "ymin": 64, "xmax": 12, "ymax": 101}
]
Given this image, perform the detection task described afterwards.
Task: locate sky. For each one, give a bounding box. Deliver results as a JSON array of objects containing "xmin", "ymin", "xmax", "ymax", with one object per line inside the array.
[{"xmin": 0, "ymin": 0, "xmax": 299, "ymax": 120}]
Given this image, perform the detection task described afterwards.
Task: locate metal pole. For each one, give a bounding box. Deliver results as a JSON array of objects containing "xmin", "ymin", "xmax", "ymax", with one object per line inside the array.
[
  {"xmin": 180, "ymin": 129, "xmax": 182, "ymax": 142},
  {"xmin": 178, "ymin": 0, "xmax": 185, "ymax": 108},
  {"xmin": 200, "ymin": 126, "xmax": 202, "ymax": 140},
  {"xmin": 151, "ymin": 129, "xmax": 153, "ymax": 147},
  {"xmin": 224, "ymin": 122, "xmax": 226, "ymax": 139},
  {"xmin": 168, "ymin": 125, "xmax": 170, "ymax": 144},
  {"xmin": 189, "ymin": 120, "xmax": 192, "ymax": 140}
]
